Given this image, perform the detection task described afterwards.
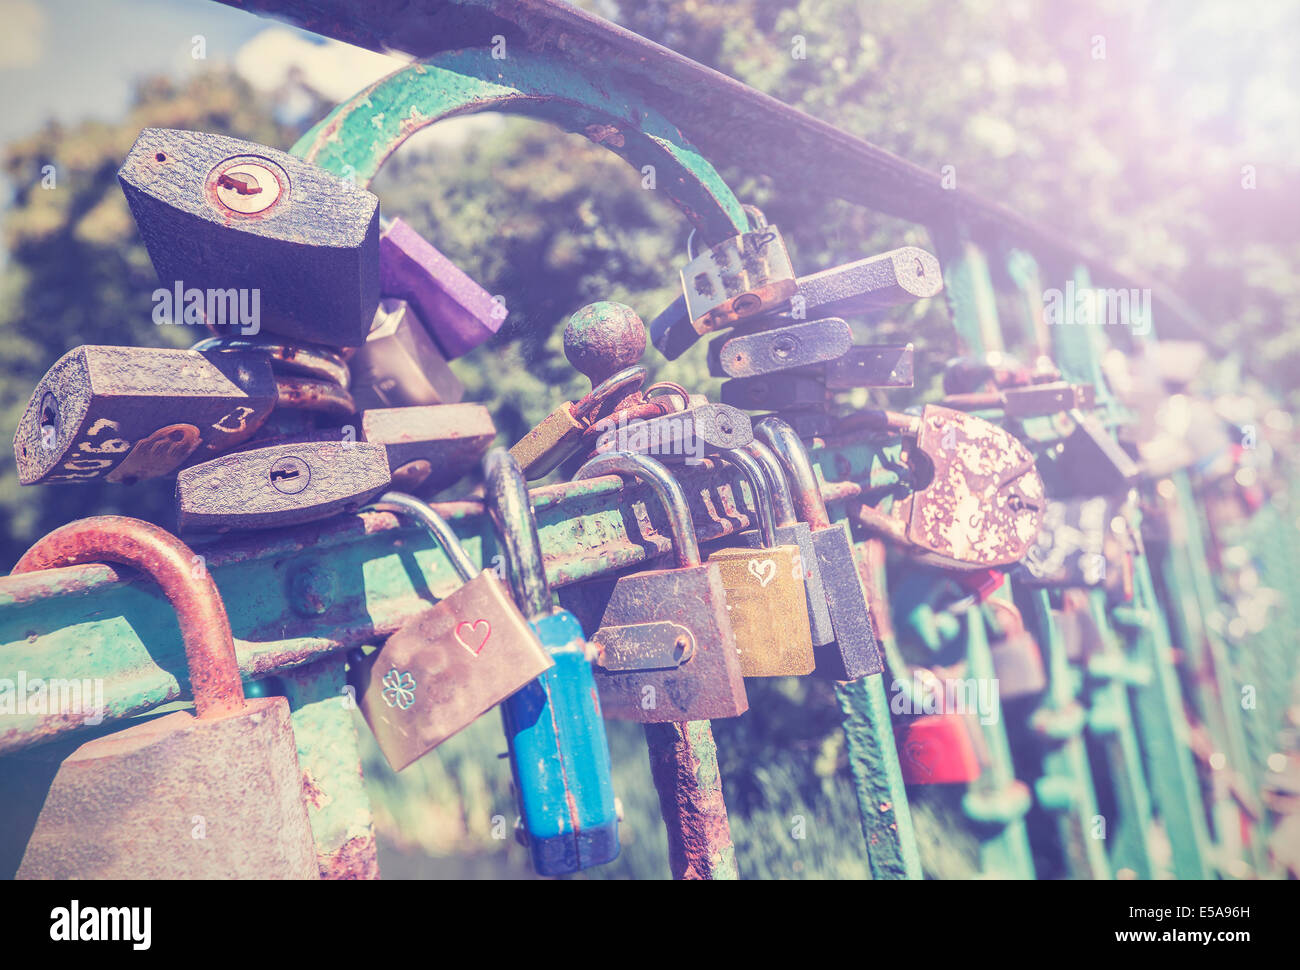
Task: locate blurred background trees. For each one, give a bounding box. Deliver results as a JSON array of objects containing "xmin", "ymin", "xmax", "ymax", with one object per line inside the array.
[{"xmin": 0, "ymin": 0, "xmax": 1294, "ymax": 877}]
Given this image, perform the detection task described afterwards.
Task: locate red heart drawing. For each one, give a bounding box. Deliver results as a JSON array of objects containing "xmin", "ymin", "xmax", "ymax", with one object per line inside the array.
[{"xmin": 454, "ymin": 619, "xmax": 491, "ymax": 655}]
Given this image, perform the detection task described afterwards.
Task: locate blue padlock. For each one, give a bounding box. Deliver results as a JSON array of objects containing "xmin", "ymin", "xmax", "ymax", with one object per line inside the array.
[{"xmin": 484, "ymin": 448, "xmax": 620, "ymax": 875}]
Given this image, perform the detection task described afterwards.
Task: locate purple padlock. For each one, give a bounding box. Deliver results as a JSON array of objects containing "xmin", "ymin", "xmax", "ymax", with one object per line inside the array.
[{"xmin": 378, "ymin": 217, "xmax": 504, "ymax": 358}]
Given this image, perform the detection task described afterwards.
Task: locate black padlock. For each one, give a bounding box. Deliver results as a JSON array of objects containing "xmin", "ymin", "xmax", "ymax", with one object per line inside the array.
[
  {"xmin": 175, "ymin": 440, "xmax": 390, "ymax": 531},
  {"xmin": 118, "ymin": 128, "xmax": 380, "ymax": 348},
  {"xmin": 721, "ymin": 375, "xmax": 828, "ymax": 411},
  {"xmin": 823, "ymin": 344, "xmax": 915, "ymax": 389},
  {"xmin": 14, "ymin": 345, "xmax": 277, "ymax": 485},
  {"xmin": 753, "ymin": 416, "xmax": 883, "ymax": 680}
]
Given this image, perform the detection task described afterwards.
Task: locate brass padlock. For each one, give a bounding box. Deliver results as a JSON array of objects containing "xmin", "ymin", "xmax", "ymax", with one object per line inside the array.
[
  {"xmin": 680, "ymin": 206, "xmax": 797, "ymax": 335},
  {"xmin": 706, "ymin": 449, "xmax": 815, "ymax": 677},
  {"xmin": 350, "ymin": 491, "xmax": 553, "ymax": 771},
  {"xmin": 6, "ymin": 516, "xmax": 318, "ymax": 879},
  {"xmin": 509, "ymin": 365, "xmax": 647, "ymax": 479}
]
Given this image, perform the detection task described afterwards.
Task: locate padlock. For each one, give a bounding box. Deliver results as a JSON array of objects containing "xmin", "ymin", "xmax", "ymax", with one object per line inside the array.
[
  {"xmin": 895, "ymin": 712, "xmax": 984, "ymax": 785},
  {"xmin": 705, "ymin": 449, "xmax": 815, "ymax": 676},
  {"xmin": 593, "ymin": 402, "xmax": 753, "ymax": 463},
  {"xmin": 790, "ymin": 246, "xmax": 942, "ymax": 318},
  {"xmin": 742, "ymin": 441, "xmax": 835, "ymax": 648},
  {"xmin": 1047, "ymin": 411, "xmax": 1142, "ymax": 497},
  {"xmin": 510, "ymin": 365, "xmax": 647, "ymax": 479},
  {"xmin": 855, "ymin": 406, "xmax": 1046, "ymax": 569},
  {"xmin": 984, "ymin": 600, "xmax": 1047, "ymax": 700},
  {"xmin": 118, "ymin": 128, "xmax": 379, "ymax": 348},
  {"xmin": 484, "ymin": 449, "xmax": 620, "ymax": 875},
  {"xmin": 706, "ymin": 317, "xmax": 852, "ymax": 379},
  {"xmin": 678, "ymin": 206, "xmax": 797, "ymax": 336},
  {"xmin": 753, "ymin": 416, "xmax": 883, "ymax": 680},
  {"xmin": 347, "ymin": 298, "xmax": 465, "ymax": 410},
  {"xmin": 379, "ymin": 216, "xmax": 503, "ymax": 358},
  {"xmin": 175, "ymin": 440, "xmax": 391, "ymax": 531},
  {"xmin": 823, "ymin": 344, "xmax": 916, "ymax": 389},
  {"xmin": 556, "ymin": 451, "xmax": 748, "ymax": 722},
  {"xmin": 189, "ymin": 333, "xmax": 357, "ymax": 429},
  {"xmin": 349, "ymin": 492, "xmax": 554, "ymax": 771},
  {"xmin": 721, "ymin": 374, "xmax": 827, "ymax": 411},
  {"xmin": 6, "ymin": 516, "xmax": 318, "ymax": 878},
  {"xmin": 13, "ymin": 345, "xmax": 278, "ymax": 486},
  {"xmin": 941, "ymin": 382, "xmax": 1094, "ymax": 419},
  {"xmin": 651, "ymin": 244, "xmax": 941, "ymax": 361},
  {"xmin": 356, "ymin": 404, "xmax": 496, "ymax": 494}
]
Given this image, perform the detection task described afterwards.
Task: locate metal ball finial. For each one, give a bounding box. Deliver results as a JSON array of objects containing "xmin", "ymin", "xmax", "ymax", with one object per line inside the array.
[{"xmin": 564, "ymin": 301, "xmax": 646, "ymax": 389}]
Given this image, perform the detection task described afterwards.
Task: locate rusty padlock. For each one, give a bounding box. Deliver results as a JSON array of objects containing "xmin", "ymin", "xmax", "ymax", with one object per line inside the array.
[
  {"xmin": 556, "ymin": 451, "xmax": 748, "ymax": 722},
  {"xmin": 853, "ymin": 406, "xmax": 1046, "ymax": 570},
  {"xmin": 349, "ymin": 491, "xmax": 553, "ymax": 771},
  {"xmin": 5, "ymin": 516, "xmax": 318, "ymax": 879}
]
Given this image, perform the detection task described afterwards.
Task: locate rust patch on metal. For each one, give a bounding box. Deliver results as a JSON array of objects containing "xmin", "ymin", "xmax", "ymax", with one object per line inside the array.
[{"xmin": 318, "ymin": 832, "xmax": 381, "ymax": 880}]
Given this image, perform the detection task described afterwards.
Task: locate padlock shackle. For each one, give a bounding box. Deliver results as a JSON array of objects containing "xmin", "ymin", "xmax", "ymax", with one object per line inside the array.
[
  {"xmin": 721, "ymin": 449, "xmax": 778, "ymax": 547},
  {"xmin": 753, "ymin": 416, "xmax": 831, "ymax": 530},
  {"xmin": 744, "ymin": 441, "xmax": 799, "ymax": 527},
  {"xmin": 572, "ymin": 365, "xmax": 648, "ymax": 421},
  {"xmin": 574, "ymin": 451, "xmax": 701, "ymax": 568},
  {"xmin": 12, "ymin": 515, "xmax": 245, "ymax": 720},
  {"xmin": 190, "ymin": 335, "xmax": 351, "ymax": 390},
  {"xmin": 366, "ymin": 492, "xmax": 478, "ymax": 583},
  {"xmin": 484, "ymin": 448, "xmax": 552, "ymax": 620}
]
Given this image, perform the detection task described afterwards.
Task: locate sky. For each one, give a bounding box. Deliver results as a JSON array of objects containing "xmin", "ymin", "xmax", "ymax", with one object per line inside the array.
[{"xmin": 0, "ymin": 0, "xmax": 409, "ymax": 145}]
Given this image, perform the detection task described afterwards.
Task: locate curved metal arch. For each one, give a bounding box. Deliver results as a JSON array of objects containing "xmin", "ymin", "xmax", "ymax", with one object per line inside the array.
[{"xmin": 292, "ymin": 48, "xmax": 747, "ymax": 245}]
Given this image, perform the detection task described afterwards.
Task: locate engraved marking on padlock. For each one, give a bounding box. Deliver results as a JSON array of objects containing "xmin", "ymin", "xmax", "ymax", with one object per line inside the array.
[
  {"xmin": 268, "ymin": 455, "xmax": 310, "ymax": 494},
  {"xmin": 206, "ymin": 155, "xmax": 287, "ymax": 217},
  {"xmin": 213, "ymin": 405, "xmax": 257, "ymax": 435},
  {"xmin": 594, "ymin": 622, "xmax": 696, "ymax": 672},
  {"xmin": 903, "ymin": 738, "xmax": 934, "ymax": 778},
  {"xmin": 104, "ymin": 423, "xmax": 202, "ymax": 483},
  {"xmin": 454, "ymin": 619, "xmax": 492, "ymax": 655},
  {"xmin": 380, "ymin": 667, "xmax": 417, "ymax": 710},
  {"xmin": 746, "ymin": 558, "xmax": 777, "ymax": 588}
]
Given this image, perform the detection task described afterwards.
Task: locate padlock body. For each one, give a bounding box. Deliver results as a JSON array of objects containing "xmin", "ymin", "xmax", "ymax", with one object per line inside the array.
[
  {"xmin": 354, "ymin": 571, "xmax": 553, "ymax": 771},
  {"xmin": 175, "ymin": 440, "xmax": 391, "ymax": 531},
  {"xmin": 14, "ymin": 346, "xmax": 276, "ymax": 485},
  {"xmin": 360, "ymin": 404, "xmax": 495, "ymax": 495},
  {"xmin": 896, "ymin": 405, "xmax": 1045, "ymax": 568},
  {"xmin": 737, "ymin": 522, "xmax": 834, "ymax": 646},
  {"xmin": 989, "ymin": 631, "xmax": 1048, "ymax": 699},
  {"xmin": 708, "ymin": 317, "xmax": 852, "ymax": 379},
  {"xmin": 118, "ymin": 128, "xmax": 380, "ymax": 348},
  {"xmin": 795, "ymin": 247, "xmax": 942, "ymax": 318},
  {"xmin": 558, "ymin": 563, "xmax": 748, "ymax": 723},
  {"xmin": 895, "ymin": 712, "xmax": 983, "ymax": 785},
  {"xmin": 10, "ymin": 697, "xmax": 318, "ymax": 879},
  {"xmin": 706, "ymin": 543, "xmax": 814, "ymax": 677},
  {"xmin": 348, "ymin": 299, "xmax": 464, "ymax": 410},
  {"xmin": 510, "ymin": 405, "xmax": 586, "ymax": 479},
  {"xmin": 595, "ymin": 404, "xmax": 753, "ymax": 462},
  {"xmin": 681, "ymin": 227, "xmax": 797, "ymax": 335},
  {"xmin": 379, "ymin": 217, "xmax": 502, "ymax": 358},
  {"xmin": 501, "ymin": 609, "xmax": 619, "ymax": 875},
  {"xmin": 823, "ymin": 344, "xmax": 915, "ymax": 389},
  {"xmin": 811, "ymin": 521, "xmax": 884, "ymax": 679}
]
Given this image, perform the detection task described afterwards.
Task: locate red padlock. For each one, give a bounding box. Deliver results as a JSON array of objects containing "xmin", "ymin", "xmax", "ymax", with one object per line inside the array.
[{"xmin": 894, "ymin": 712, "xmax": 985, "ymax": 784}]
